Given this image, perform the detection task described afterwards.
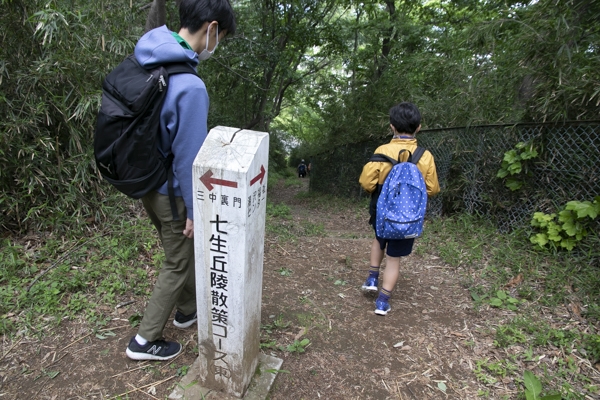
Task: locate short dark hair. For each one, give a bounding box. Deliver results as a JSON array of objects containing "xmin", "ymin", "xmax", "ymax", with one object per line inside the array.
[
  {"xmin": 389, "ymin": 102, "xmax": 421, "ymax": 134},
  {"xmin": 179, "ymin": 0, "xmax": 236, "ymax": 36}
]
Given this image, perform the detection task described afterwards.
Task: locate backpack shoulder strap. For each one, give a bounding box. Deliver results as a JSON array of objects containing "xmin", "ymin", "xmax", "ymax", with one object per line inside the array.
[
  {"xmin": 411, "ymin": 147, "xmax": 426, "ymax": 165},
  {"xmin": 164, "ymin": 63, "xmax": 198, "ymax": 76},
  {"xmin": 124, "ymin": 54, "xmax": 197, "ymax": 76},
  {"xmin": 369, "ymin": 153, "xmax": 398, "ymax": 165}
]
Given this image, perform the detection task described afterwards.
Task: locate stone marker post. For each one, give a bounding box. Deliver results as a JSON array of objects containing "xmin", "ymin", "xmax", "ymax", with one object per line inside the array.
[{"xmin": 192, "ymin": 126, "xmax": 269, "ymax": 398}]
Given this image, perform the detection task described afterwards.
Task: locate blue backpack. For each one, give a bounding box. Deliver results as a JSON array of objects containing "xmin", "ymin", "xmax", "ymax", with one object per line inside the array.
[{"xmin": 371, "ymin": 148, "xmax": 427, "ymax": 239}]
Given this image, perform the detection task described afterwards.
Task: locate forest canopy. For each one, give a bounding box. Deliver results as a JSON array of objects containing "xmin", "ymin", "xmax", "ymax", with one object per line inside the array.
[{"xmin": 0, "ymin": 0, "xmax": 598, "ymax": 231}]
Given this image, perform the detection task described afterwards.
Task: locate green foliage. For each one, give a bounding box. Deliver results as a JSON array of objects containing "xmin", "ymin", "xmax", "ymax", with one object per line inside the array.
[
  {"xmin": 497, "ymin": 141, "xmax": 539, "ymax": 191},
  {"xmin": 494, "ymin": 325, "xmax": 528, "ymax": 348},
  {"xmin": 261, "ymin": 315, "xmax": 290, "ymax": 333},
  {"xmin": 488, "ymin": 290, "xmax": 523, "ymax": 311},
  {"xmin": 530, "ymin": 197, "xmax": 600, "ymax": 251},
  {"xmin": 266, "ymin": 197, "xmax": 326, "ymax": 241},
  {"xmin": 523, "ymin": 370, "xmax": 562, "ymax": 400},
  {"xmin": 0, "ymin": 215, "xmax": 155, "ymax": 335},
  {"xmin": 583, "ymin": 334, "xmax": 600, "ymax": 363},
  {"xmin": 3, "ymin": 0, "xmax": 598, "ymax": 235},
  {"xmin": 0, "ymin": 0, "xmax": 145, "ymax": 232},
  {"xmin": 268, "ymin": 130, "xmax": 289, "ymax": 174},
  {"xmin": 266, "ymin": 202, "xmax": 292, "ymax": 219},
  {"xmin": 276, "ymin": 267, "xmax": 292, "ymax": 276},
  {"xmin": 475, "ymin": 358, "xmax": 518, "ymax": 380},
  {"xmin": 285, "ymin": 338, "xmax": 310, "ymax": 354}
]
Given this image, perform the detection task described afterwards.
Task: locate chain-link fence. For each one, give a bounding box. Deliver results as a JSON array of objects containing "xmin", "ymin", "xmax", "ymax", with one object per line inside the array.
[{"xmin": 310, "ymin": 121, "xmax": 600, "ymax": 233}]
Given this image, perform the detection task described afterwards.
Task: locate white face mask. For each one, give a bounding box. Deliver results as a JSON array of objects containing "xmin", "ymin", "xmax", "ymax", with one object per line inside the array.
[{"xmin": 198, "ymin": 25, "xmax": 219, "ymax": 61}]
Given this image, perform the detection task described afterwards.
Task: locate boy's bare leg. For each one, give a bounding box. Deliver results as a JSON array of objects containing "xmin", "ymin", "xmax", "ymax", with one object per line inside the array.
[
  {"xmin": 370, "ymin": 238, "xmax": 384, "ymax": 266},
  {"xmin": 381, "ymin": 255, "xmax": 400, "ymax": 292}
]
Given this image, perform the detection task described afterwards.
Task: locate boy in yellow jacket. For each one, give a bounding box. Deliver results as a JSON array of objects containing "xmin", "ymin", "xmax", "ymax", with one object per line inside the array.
[{"xmin": 359, "ymin": 102, "xmax": 440, "ymax": 315}]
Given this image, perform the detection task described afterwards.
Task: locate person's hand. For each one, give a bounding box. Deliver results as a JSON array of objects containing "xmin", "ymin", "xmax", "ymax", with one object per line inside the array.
[{"xmin": 183, "ymin": 218, "xmax": 194, "ymax": 238}]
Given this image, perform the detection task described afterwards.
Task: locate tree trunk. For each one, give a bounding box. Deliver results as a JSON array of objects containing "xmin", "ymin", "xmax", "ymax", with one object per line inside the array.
[
  {"xmin": 145, "ymin": 0, "xmax": 167, "ymax": 33},
  {"xmin": 375, "ymin": 0, "xmax": 396, "ymax": 79}
]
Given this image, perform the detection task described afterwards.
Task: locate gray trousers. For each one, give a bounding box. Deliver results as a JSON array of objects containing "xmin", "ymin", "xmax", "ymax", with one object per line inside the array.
[{"xmin": 138, "ymin": 191, "xmax": 196, "ymax": 341}]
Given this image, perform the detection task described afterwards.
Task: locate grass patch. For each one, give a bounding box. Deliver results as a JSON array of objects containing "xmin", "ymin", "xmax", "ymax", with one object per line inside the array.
[
  {"xmin": 267, "ymin": 168, "xmax": 296, "ymax": 191},
  {"xmin": 420, "ymin": 214, "xmax": 600, "ymax": 399},
  {"xmin": 0, "ymin": 203, "xmax": 158, "ymax": 336},
  {"xmin": 420, "ymin": 214, "xmax": 599, "ymax": 318},
  {"xmin": 265, "ymin": 200, "xmax": 326, "ymax": 241}
]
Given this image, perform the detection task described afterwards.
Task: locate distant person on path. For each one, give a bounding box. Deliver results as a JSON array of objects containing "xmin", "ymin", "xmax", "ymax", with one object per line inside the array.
[
  {"xmin": 125, "ymin": 0, "xmax": 236, "ymax": 361},
  {"xmin": 358, "ymin": 102, "xmax": 440, "ymax": 315},
  {"xmin": 298, "ymin": 159, "xmax": 307, "ymax": 178}
]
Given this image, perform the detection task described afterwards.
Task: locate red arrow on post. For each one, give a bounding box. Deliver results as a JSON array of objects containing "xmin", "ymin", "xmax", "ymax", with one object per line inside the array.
[
  {"xmin": 250, "ymin": 165, "xmax": 266, "ymax": 186},
  {"xmin": 200, "ymin": 170, "xmax": 238, "ymax": 191}
]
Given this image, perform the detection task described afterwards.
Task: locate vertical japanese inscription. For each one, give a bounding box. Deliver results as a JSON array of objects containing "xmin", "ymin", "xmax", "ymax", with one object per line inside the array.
[
  {"xmin": 209, "ymin": 214, "xmax": 231, "ymax": 379},
  {"xmin": 247, "ymin": 184, "xmax": 267, "ymax": 218}
]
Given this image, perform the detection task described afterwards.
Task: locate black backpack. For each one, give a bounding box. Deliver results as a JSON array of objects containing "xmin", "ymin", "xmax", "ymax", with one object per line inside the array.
[{"xmin": 94, "ymin": 54, "xmax": 197, "ymax": 220}]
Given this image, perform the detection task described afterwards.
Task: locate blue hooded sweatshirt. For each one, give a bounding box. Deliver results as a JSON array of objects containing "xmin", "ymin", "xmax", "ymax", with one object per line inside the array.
[{"xmin": 134, "ymin": 25, "xmax": 208, "ymax": 221}]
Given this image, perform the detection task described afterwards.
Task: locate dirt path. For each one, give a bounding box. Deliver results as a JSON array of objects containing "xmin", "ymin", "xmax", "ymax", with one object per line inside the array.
[
  {"xmin": 0, "ymin": 178, "xmax": 531, "ymax": 399},
  {"xmin": 262, "ymin": 179, "xmax": 483, "ymax": 399}
]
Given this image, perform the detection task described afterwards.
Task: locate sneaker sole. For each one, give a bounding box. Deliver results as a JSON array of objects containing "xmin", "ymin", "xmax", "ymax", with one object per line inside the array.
[
  {"xmin": 173, "ymin": 318, "xmax": 197, "ymax": 329},
  {"xmin": 374, "ymin": 307, "xmax": 391, "ymax": 316},
  {"xmin": 361, "ymin": 285, "xmax": 378, "ymax": 292},
  {"xmin": 125, "ymin": 346, "xmax": 182, "ymax": 361}
]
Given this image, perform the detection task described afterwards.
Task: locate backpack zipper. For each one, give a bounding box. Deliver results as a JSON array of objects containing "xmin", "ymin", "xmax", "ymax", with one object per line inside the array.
[{"xmin": 158, "ymin": 75, "xmax": 167, "ymax": 92}]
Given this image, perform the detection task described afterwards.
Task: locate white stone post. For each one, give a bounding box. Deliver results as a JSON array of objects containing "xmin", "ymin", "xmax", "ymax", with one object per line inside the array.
[{"xmin": 192, "ymin": 126, "xmax": 269, "ymax": 398}]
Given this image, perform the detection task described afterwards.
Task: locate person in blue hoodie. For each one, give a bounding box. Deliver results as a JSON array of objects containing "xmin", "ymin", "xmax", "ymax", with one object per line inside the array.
[{"xmin": 125, "ymin": 0, "xmax": 236, "ymax": 361}]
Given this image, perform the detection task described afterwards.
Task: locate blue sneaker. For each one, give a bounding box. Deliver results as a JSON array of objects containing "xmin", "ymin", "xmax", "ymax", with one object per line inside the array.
[
  {"xmin": 374, "ymin": 299, "xmax": 391, "ymax": 315},
  {"xmin": 361, "ymin": 276, "xmax": 378, "ymax": 292}
]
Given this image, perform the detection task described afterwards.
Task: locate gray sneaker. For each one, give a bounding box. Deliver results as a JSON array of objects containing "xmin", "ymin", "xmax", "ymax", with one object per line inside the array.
[{"xmin": 173, "ymin": 310, "xmax": 197, "ymax": 329}]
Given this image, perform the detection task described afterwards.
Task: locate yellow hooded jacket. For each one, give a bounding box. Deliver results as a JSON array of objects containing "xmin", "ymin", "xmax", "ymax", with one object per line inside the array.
[{"xmin": 359, "ymin": 138, "xmax": 440, "ymax": 197}]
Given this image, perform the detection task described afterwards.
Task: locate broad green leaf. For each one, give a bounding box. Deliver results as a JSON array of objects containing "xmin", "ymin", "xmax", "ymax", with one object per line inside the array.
[
  {"xmin": 503, "ymin": 150, "xmax": 518, "ymax": 163},
  {"xmin": 562, "ymin": 220, "xmax": 578, "ymax": 236},
  {"xmin": 496, "ymin": 290, "xmax": 507, "ymax": 300},
  {"xmin": 46, "ymin": 370, "xmax": 60, "ymax": 379},
  {"xmin": 506, "ymin": 178, "xmax": 523, "ymax": 191},
  {"xmin": 547, "ymin": 233, "xmax": 562, "ymax": 242},
  {"xmin": 437, "ymin": 382, "xmax": 447, "ymax": 392},
  {"xmin": 507, "ymin": 161, "xmax": 522, "ymax": 174},
  {"xmin": 560, "ymin": 238, "xmax": 576, "ymax": 251},
  {"xmin": 490, "ymin": 298, "xmax": 503, "ymax": 307},
  {"xmin": 496, "ymin": 169, "xmax": 509, "ymax": 178},
  {"xmin": 530, "ymin": 233, "xmax": 548, "ymax": 247},
  {"xmin": 531, "ymin": 212, "xmax": 555, "ymax": 227},
  {"xmin": 558, "ymin": 210, "xmax": 575, "ymax": 223},
  {"xmin": 520, "ymin": 149, "xmax": 538, "ymax": 160},
  {"xmin": 566, "ymin": 201, "xmax": 597, "ymax": 219},
  {"xmin": 531, "ymin": 213, "xmax": 543, "ymax": 227},
  {"xmin": 523, "ymin": 370, "xmax": 542, "ymax": 397}
]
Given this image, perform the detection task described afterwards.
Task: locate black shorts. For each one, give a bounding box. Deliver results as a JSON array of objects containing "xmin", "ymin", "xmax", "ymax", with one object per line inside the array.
[{"xmin": 373, "ymin": 225, "xmax": 415, "ymax": 257}]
